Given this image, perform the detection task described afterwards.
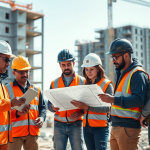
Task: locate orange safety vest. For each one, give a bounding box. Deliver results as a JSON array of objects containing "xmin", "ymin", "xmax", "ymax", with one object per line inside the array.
[
  {"xmin": 51, "ymin": 75, "xmax": 85, "ymax": 122},
  {"xmin": 111, "ymin": 66, "xmax": 149, "ymax": 120},
  {"xmin": 5, "ymin": 82, "xmax": 41, "ymax": 137},
  {"xmin": 83, "ymin": 78, "xmax": 112, "ymax": 127},
  {"xmin": 0, "ymin": 82, "xmax": 12, "ymax": 145}
]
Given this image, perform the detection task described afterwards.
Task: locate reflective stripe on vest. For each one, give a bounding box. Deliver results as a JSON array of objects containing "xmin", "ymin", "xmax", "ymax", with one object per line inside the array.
[
  {"xmin": 53, "ymin": 75, "xmax": 85, "ymax": 122},
  {"xmin": 12, "ymin": 120, "xmax": 28, "ymax": 127},
  {"xmin": 30, "ymin": 120, "xmax": 36, "ymax": 126},
  {"xmin": 84, "ymin": 114, "xmax": 107, "ymax": 120},
  {"xmin": 111, "ymin": 107, "xmax": 140, "ymax": 120},
  {"xmin": 11, "ymin": 119, "xmax": 36, "ymax": 127},
  {"xmin": 97, "ymin": 78, "xmax": 112, "ymax": 92},
  {"xmin": 30, "ymin": 104, "xmax": 38, "ymax": 111},
  {"xmin": 111, "ymin": 66, "xmax": 146, "ymax": 120},
  {"xmin": 6, "ymin": 83, "xmax": 14, "ymax": 99},
  {"xmin": 0, "ymin": 124, "xmax": 9, "ymax": 132},
  {"xmin": 83, "ymin": 78, "xmax": 112, "ymax": 127}
]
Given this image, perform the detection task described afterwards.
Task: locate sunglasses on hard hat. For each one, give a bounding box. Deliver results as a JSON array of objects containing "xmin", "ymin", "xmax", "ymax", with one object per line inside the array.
[
  {"xmin": 0, "ymin": 56, "xmax": 11, "ymax": 63},
  {"xmin": 14, "ymin": 70, "xmax": 31, "ymax": 75}
]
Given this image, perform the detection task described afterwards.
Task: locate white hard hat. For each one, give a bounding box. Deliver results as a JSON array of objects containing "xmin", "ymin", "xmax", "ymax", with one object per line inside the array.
[
  {"xmin": 0, "ymin": 40, "xmax": 16, "ymax": 57},
  {"xmin": 81, "ymin": 53, "xmax": 102, "ymax": 67}
]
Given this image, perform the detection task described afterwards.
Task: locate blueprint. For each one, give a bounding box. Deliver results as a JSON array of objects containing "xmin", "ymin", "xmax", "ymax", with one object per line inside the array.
[{"xmin": 43, "ymin": 84, "xmax": 111, "ymax": 111}]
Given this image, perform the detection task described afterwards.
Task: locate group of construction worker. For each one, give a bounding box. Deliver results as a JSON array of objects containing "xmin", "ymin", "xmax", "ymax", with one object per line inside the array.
[{"xmin": 0, "ymin": 38, "xmax": 150, "ymax": 150}]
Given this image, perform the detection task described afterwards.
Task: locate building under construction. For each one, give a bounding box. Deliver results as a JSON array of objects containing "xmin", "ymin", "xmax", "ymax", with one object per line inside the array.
[
  {"xmin": 75, "ymin": 25, "xmax": 150, "ymax": 83},
  {"xmin": 0, "ymin": 0, "xmax": 44, "ymax": 89}
]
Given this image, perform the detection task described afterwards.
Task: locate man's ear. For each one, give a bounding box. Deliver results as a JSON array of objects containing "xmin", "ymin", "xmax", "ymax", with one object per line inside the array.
[
  {"xmin": 124, "ymin": 53, "xmax": 128, "ymax": 59},
  {"xmin": 73, "ymin": 61, "xmax": 75, "ymax": 66},
  {"xmin": 12, "ymin": 71, "xmax": 15, "ymax": 76}
]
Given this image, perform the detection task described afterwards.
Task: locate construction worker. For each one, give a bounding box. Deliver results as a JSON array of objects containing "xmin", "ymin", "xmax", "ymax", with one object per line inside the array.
[
  {"xmin": 71, "ymin": 53, "xmax": 113, "ymax": 150},
  {"xmin": 98, "ymin": 39, "xmax": 149, "ymax": 150},
  {"xmin": 5, "ymin": 55, "xmax": 47, "ymax": 150},
  {"xmin": 0, "ymin": 41, "xmax": 26, "ymax": 150},
  {"xmin": 48, "ymin": 49, "xmax": 85, "ymax": 150}
]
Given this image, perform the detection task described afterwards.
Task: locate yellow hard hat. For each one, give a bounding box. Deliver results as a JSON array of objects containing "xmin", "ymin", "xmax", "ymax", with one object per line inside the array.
[{"xmin": 11, "ymin": 55, "xmax": 31, "ymax": 70}]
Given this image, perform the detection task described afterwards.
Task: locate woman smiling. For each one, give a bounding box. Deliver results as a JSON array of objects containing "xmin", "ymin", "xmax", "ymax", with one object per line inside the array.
[{"xmin": 71, "ymin": 53, "xmax": 113, "ymax": 150}]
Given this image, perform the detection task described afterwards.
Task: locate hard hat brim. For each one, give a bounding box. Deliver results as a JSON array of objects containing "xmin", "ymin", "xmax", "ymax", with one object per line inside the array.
[
  {"xmin": 1, "ymin": 52, "xmax": 16, "ymax": 58},
  {"xmin": 105, "ymin": 51, "xmax": 118, "ymax": 55},
  {"xmin": 58, "ymin": 58, "xmax": 75, "ymax": 63},
  {"xmin": 13, "ymin": 66, "xmax": 31, "ymax": 71},
  {"xmin": 10, "ymin": 54, "xmax": 16, "ymax": 58},
  {"xmin": 81, "ymin": 63, "xmax": 100, "ymax": 68}
]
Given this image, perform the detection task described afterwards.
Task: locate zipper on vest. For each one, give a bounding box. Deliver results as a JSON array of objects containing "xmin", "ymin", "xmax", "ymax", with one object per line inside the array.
[
  {"xmin": 66, "ymin": 111, "xmax": 69, "ymax": 122},
  {"xmin": 86, "ymin": 110, "xmax": 89, "ymax": 126},
  {"xmin": 114, "ymin": 71, "xmax": 125, "ymax": 93},
  {"xmin": 8, "ymin": 111, "xmax": 10, "ymax": 142},
  {"xmin": 28, "ymin": 113, "xmax": 30, "ymax": 134},
  {"xmin": 0, "ymin": 79, "xmax": 10, "ymax": 142}
]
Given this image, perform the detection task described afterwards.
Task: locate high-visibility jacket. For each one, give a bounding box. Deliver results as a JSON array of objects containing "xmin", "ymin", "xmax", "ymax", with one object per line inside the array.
[
  {"xmin": 0, "ymin": 80, "xmax": 12, "ymax": 145},
  {"xmin": 111, "ymin": 66, "xmax": 149, "ymax": 120},
  {"xmin": 5, "ymin": 82, "xmax": 41, "ymax": 137},
  {"xmin": 83, "ymin": 78, "xmax": 112, "ymax": 127},
  {"xmin": 51, "ymin": 75, "xmax": 85, "ymax": 122}
]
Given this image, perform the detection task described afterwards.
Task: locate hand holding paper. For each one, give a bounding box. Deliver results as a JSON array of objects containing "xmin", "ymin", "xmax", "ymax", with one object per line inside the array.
[
  {"xmin": 17, "ymin": 104, "xmax": 31, "ymax": 116},
  {"xmin": 52, "ymin": 105, "xmax": 60, "ymax": 112},
  {"xmin": 70, "ymin": 100, "xmax": 89, "ymax": 110},
  {"xmin": 13, "ymin": 88, "xmax": 38, "ymax": 112},
  {"xmin": 11, "ymin": 97, "xmax": 26, "ymax": 107}
]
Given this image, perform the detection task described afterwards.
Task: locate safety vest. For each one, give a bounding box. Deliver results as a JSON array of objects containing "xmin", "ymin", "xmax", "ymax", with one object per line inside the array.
[
  {"xmin": 83, "ymin": 78, "xmax": 112, "ymax": 127},
  {"xmin": 0, "ymin": 82, "xmax": 12, "ymax": 145},
  {"xmin": 51, "ymin": 75, "xmax": 85, "ymax": 122},
  {"xmin": 5, "ymin": 82, "xmax": 41, "ymax": 137},
  {"xmin": 111, "ymin": 66, "xmax": 149, "ymax": 120}
]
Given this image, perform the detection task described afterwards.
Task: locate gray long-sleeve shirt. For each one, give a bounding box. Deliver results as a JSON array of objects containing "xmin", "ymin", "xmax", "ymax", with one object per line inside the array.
[{"xmin": 88, "ymin": 83, "xmax": 113, "ymax": 113}]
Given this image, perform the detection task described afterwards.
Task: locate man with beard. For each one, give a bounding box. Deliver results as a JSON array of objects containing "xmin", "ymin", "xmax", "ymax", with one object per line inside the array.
[
  {"xmin": 98, "ymin": 39, "xmax": 149, "ymax": 150},
  {"xmin": 0, "ymin": 41, "xmax": 26, "ymax": 150},
  {"xmin": 5, "ymin": 55, "xmax": 46, "ymax": 150},
  {"xmin": 48, "ymin": 49, "xmax": 85, "ymax": 150}
]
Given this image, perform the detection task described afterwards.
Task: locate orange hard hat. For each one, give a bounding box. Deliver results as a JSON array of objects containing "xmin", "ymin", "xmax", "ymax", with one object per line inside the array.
[{"xmin": 11, "ymin": 55, "xmax": 31, "ymax": 70}]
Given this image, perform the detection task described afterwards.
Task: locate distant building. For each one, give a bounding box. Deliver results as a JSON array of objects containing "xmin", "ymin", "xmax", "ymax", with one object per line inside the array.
[
  {"xmin": 0, "ymin": 5, "xmax": 44, "ymax": 89},
  {"xmin": 75, "ymin": 25, "xmax": 150, "ymax": 82}
]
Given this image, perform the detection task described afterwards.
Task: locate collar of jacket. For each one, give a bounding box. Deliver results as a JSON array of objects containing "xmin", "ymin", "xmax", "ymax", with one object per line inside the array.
[
  {"xmin": 13, "ymin": 79, "xmax": 31, "ymax": 88},
  {"xmin": 89, "ymin": 77, "xmax": 101, "ymax": 84}
]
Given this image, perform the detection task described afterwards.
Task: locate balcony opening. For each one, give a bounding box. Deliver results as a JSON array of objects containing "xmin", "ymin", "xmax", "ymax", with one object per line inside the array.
[
  {"xmin": 5, "ymin": 27, "xmax": 9, "ymax": 33},
  {"xmin": 6, "ymin": 13, "xmax": 9, "ymax": 19}
]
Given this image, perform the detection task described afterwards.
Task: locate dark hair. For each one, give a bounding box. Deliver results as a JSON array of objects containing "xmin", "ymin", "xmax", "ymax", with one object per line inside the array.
[{"xmin": 82, "ymin": 65, "xmax": 109, "ymax": 84}]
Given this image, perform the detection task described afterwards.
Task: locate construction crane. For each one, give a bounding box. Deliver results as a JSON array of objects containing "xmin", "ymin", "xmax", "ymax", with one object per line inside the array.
[
  {"xmin": 0, "ymin": 0, "xmax": 32, "ymax": 11},
  {"xmin": 107, "ymin": 0, "xmax": 150, "ymax": 83},
  {"xmin": 108, "ymin": 0, "xmax": 150, "ymax": 29}
]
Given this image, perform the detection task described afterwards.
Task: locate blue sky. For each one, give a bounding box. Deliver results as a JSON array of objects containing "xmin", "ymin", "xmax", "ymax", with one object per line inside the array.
[{"xmin": 1, "ymin": 0, "xmax": 150, "ymax": 90}]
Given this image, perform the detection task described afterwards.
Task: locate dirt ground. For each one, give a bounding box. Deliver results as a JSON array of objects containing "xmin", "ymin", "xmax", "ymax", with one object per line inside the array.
[{"xmin": 38, "ymin": 112, "xmax": 150, "ymax": 150}]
